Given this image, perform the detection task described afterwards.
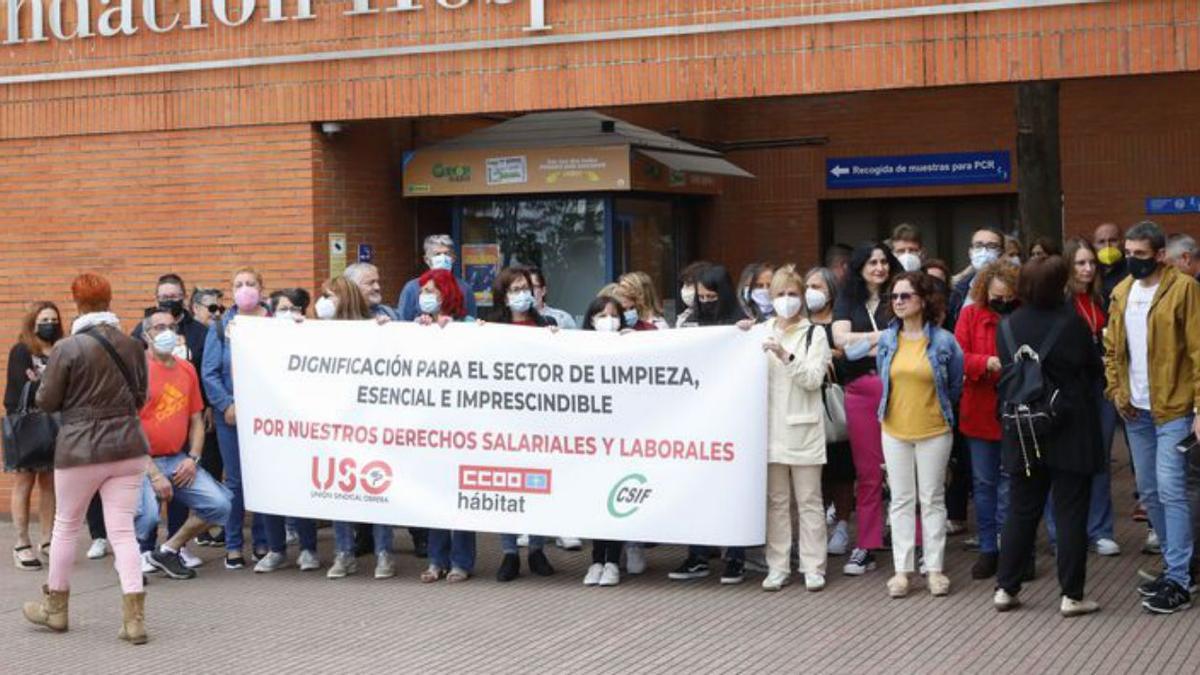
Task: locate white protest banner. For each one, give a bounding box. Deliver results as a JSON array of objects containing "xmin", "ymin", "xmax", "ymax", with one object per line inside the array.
[{"xmin": 232, "ymin": 317, "xmax": 767, "ymax": 546}]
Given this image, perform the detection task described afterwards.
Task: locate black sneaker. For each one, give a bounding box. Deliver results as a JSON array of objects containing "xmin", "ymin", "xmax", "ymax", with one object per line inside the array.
[
  {"xmin": 1143, "ymin": 579, "xmax": 1192, "ymax": 614},
  {"xmin": 496, "ymin": 553, "xmax": 521, "ymax": 582},
  {"xmin": 195, "ymin": 531, "xmax": 216, "ymax": 547},
  {"xmin": 211, "ymin": 529, "xmax": 226, "ymax": 547},
  {"xmin": 842, "ymin": 548, "xmax": 876, "ymax": 576},
  {"xmin": 668, "ymin": 557, "xmax": 710, "ymax": 580},
  {"xmin": 527, "ymin": 549, "xmax": 555, "ymax": 577},
  {"xmin": 720, "ymin": 559, "xmax": 745, "ymax": 585},
  {"xmin": 149, "ymin": 550, "xmax": 197, "ymax": 580},
  {"xmin": 1139, "ymin": 574, "xmax": 1168, "ymax": 598},
  {"xmin": 224, "ymin": 554, "xmax": 246, "ymax": 570},
  {"xmin": 971, "ymin": 552, "xmax": 999, "ymax": 580}
]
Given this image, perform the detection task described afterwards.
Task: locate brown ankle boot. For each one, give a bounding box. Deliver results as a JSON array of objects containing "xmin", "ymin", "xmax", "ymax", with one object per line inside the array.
[
  {"xmin": 22, "ymin": 584, "xmax": 69, "ymax": 632},
  {"xmin": 118, "ymin": 592, "xmax": 147, "ymax": 645}
]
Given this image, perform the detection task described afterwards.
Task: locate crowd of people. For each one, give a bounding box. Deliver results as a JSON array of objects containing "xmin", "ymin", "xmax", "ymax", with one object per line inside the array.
[{"xmin": 8, "ymin": 223, "xmax": 1200, "ymax": 644}]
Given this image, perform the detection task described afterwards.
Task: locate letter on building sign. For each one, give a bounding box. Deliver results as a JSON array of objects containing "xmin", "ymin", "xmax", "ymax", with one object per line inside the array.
[
  {"xmin": 98, "ymin": 0, "xmax": 138, "ymax": 37},
  {"xmin": 4, "ymin": 0, "xmax": 49, "ymax": 45},
  {"xmin": 48, "ymin": 0, "xmax": 95, "ymax": 40},
  {"xmin": 212, "ymin": 0, "xmax": 256, "ymax": 27},
  {"xmin": 266, "ymin": 0, "xmax": 316, "ymax": 22},
  {"xmin": 142, "ymin": 0, "xmax": 180, "ymax": 32}
]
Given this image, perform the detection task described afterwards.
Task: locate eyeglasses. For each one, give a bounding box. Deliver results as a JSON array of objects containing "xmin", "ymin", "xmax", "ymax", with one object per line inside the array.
[{"xmin": 889, "ymin": 292, "xmax": 918, "ymax": 303}]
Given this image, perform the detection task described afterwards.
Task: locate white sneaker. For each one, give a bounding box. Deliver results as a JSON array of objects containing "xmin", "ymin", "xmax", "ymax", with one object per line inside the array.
[
  {"xmin": 87, "ymin": 538, "xmax": 110, "ymax": 560},
  {"xmin": 374, "ymin": 551, "xmax": 396, "ymax": 579},
  {"xmin": 624, "ymin": 543, "xmax": 646, "ymax": 575},
  {"xmin": 599, "ymin": 562, "xmax": 620, "ymax": 587},
  {"xmin": 762, "ymin": 570, "xmax": 790, "ymax": 591},
  {"xmin": 1143, "ymin": 529, "xmax": 1161, "ymax": 554},
  {"xmin": 254, "ymin": 551, "xmax": 289, "ymax": 573},
  {"xmin": 1093, "ymin": 538, "xmax": 1121, "ymax": 556},
  {"xmin": 827, "ymin": 522, "xmax": 849, "ymax": 556},
  {"xmin": 1060, "ymin": 596, "xmax": 1100, "ymax": 617},
  {"xmin": 327, "ymin": 552, "xmax": 358, "ymax": 579},
  {"xmin": 583, "ymin": 563, "xmax": 604, "ymax": 586},
  {"xmin": 805, "ymin": 573, "xmax": 826, "ymax": 592},
  {"xmin": 179, "ymin": 546, "xmax": 203, "ymax": 569},
  {"xmin": 556, "ymin": 537, "xmax": 583, "ymax": 551},
  {"xmin": 298, "ymin": 549, "xmax": 320, "ymax": 572},
  {"xmin": 140, "ymin": 551, "xmax": 158, "ymax": 574},
  {"xmin": 994, "ymin": 588, "xmax": 1020, "ymax": 612},
  {"xmin": 516, "ymin": 534, "xmax": 530, "ymax": 548}
]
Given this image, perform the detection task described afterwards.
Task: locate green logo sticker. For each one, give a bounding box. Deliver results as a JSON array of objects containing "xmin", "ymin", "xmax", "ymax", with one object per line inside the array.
[{"xmin": 607, "ymin": 473, "xmax": 651, "ymax": 518}]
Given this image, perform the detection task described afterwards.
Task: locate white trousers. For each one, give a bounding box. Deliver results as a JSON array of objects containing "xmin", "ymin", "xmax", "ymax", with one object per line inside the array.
[
  {"xmin": 881, "ymin": 431, "xmax": 953, "ymax": 573},
  {"xmin": 766, "ymin": 463, "xmax": 826, "ymax": 575}
]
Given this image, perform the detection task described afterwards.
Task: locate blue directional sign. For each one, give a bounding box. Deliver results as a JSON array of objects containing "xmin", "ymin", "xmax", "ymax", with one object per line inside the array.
[
  {"xmin": 1146, "ymin": 196, "xmax": 1200, "ymax": 215},
  {"xmin": 826, "ymin": 151, "xmax": 1011, "ymax": 189}
]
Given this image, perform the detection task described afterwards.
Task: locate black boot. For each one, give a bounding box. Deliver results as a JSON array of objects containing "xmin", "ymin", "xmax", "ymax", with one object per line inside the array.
[
  {"xmin": 496, "ymin": 553, "xmax": 520, "ymax": 582},
  {"xmin": 971, "ymin": 552, "xmax": 999, "ymax": 580},
  {"xmin": 527, "ymin": 549, "xmax": 555, "ymax": 577}
]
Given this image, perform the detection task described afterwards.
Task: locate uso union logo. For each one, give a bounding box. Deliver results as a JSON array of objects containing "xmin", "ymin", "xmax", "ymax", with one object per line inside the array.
[
  {"xmin": 607, "ymin": 473, "xmax": 653, "ymax": 518},
  {"xmin": 311, "ymin": 456, "xmax": 393, "ymax": 498}
]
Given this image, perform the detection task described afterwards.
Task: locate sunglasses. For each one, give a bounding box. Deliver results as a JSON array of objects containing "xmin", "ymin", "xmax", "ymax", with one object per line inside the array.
[
  {"xmin": 889, "ymin": 292, "xmax": 919, "ymax": 303},
  {"xmin": 206, "ymin": 304, "xmax": 225, "ymax": 314}
]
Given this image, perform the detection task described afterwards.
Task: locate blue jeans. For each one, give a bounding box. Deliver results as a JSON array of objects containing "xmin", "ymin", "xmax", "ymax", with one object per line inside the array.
[
  {"xmin": 138, "ymin": 454, "xmax": 235, "ymax": 552},
  {"xmin": 134, "ymin": 475, "xmax": 160, "ymax": 546},
  {"xmin": 333, "ymin": 522, "xmax": 393, "ymax": 555},
  {"xmin": 1127, "ymin": 411, "xmax": 1195, "ymax": 587},
  {"xmin": 265, "ymin": 515, "xmax": 317, "ymax": 553},
  {"xmin": 967, "ymin": 437, "xmax": 1009, "ymax": 554},
  {"xmin": 429, "ymin": 529, "xmax": 476, "ymax": 572},
  {"xmin": 501, "ymin": 534, "xmax": 544, "ymax": 554},
  {"xmin": 214, "ymin": 417, "xmax": 266, "ymax": 554}
]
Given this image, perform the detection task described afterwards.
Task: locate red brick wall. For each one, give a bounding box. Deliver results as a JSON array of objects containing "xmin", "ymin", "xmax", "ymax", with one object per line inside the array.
[
  {"xmin": 0, "ymin": 123, "xmax": 319, "ymax": 510},
  {"xmin": 2, "ymin": 1, "xmax": 1198, "ymax": 139}
]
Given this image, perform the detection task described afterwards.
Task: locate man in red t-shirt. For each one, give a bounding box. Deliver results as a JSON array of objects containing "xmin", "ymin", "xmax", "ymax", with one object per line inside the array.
[{"xmin": 138, "ymin": 311, "xmax": 232, "ymax": 580}]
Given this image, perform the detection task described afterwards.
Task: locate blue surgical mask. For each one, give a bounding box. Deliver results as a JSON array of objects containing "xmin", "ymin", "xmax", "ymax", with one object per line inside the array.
[
  {"xmin": 419, "ymin": 293, "xmax": 441, "ymax": 315},
  {"xmin": 152, "ymin": 330, "xmax": 177, "ymax": 355},
  {"xmin": 623, "ymin": 308, "xmax": 640, "ymax": 327},
  {"xmin": 429, "ymin": 254, "xmax": 454, "ymax": 271},
  {"xmin": 507, "ymin": 290, "xmax": 534, "ymax": 314}
]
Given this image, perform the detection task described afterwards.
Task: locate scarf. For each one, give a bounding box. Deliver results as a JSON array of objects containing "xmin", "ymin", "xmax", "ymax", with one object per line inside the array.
[{"xmin": 71, "ymin": 311, "xmax": 121, "ymax": 335}]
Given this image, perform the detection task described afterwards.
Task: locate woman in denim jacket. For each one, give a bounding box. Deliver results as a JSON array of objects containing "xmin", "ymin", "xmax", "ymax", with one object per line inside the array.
[{"xmin": 874, "ymin": 272, "xmax": 964, "ymax": 599}]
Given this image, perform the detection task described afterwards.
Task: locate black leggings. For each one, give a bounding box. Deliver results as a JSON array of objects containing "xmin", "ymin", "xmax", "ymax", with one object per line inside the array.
[{"xmin": 592, "ymin": 540, "xmax": 623, "ymax": 564}]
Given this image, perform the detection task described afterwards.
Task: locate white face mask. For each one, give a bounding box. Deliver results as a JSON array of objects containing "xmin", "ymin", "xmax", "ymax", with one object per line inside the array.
[
  {"xmin": 275, "ymin": 309, "xmax": 295, "ymax": 321},
  {"xmin": 592, "ymin": 315, "xmax": 621, "ymax": 332},
  {"xmin": 970, "ymin": 247, "xmax": 1000, "ymax": 271},
  {"xmin": 772, "ymin": 295, "xmax": 802, "ymax": 319},
  {"xmin": 315, "ymin": 296, "xmax": 337, "ymax": 320},
  {"xmin": 429, "ymin": 254, "xmax": 454, "ymax": 271},
  {"xmin": 419, "ymin": 293, "xmax": 441, "ymax": 315},
  {"xmin": 750, "ymin": 288, "xmax": 773, "ymax": 314},
  {"xmin": 805, "ymin": 288, "xmax": 828, "ymax": 313},
  {"xmin": 151, "ymin": 330, "xmax": 177, "ymax": 356},
  {"xmin": 507, "ymin": 290, "xmax": 534, "ymax": 314},
  {"xmin": 896, "ymin": 251, "xmax": 922, "ymax": 272},
  {"xmin": 680, "ymin": 286, "xmax": 696, "ymax": 308}
]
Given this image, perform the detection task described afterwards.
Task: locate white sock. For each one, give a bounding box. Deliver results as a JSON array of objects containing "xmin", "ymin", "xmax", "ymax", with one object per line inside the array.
[{"xmin": 160, "ymin": 544, "xmax": 177, "ymax": 555}]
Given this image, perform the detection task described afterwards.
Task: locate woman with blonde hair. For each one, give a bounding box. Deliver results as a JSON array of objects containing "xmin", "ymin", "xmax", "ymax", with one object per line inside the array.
[{"xmin": 616, "ymin": 272, "xmax": 669, "ymax": 330}]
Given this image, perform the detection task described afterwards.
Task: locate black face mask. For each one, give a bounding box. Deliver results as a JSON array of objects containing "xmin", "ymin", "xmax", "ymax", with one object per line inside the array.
[
  {"xmin": 35, "ymin": 323, "xmax": 60, "ymax": 343},
  {"xmin": 988, "ymin": 299, "xmax": 1017, "ymax": 315},
  {"xmin": 1127, "ymin": 257, "xmax": 1160, "ymax": 281},
  {"xmin": 697, "ymin": 300, "xmax": 720, "ymax": 320},
  {"xmin": 158, "ymin": 299, "xmax": 185, "ymax": 318}
]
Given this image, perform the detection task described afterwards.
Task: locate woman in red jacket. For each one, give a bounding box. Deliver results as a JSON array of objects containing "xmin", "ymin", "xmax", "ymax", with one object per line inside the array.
[{"xmin": 954, "ymin": 261, "xmax": 1020, "ymax": 580}]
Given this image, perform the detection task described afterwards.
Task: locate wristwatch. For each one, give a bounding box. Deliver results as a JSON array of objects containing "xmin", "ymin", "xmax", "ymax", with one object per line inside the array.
[{"xmin": 187, "ymin": 454, "xmax": 201, "ymax": 464}]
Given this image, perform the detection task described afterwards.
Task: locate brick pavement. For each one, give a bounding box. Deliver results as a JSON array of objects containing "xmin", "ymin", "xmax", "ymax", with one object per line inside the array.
[{"xmin": 3, "ymin": 455, "xmax": 1197, "ymax": 674}]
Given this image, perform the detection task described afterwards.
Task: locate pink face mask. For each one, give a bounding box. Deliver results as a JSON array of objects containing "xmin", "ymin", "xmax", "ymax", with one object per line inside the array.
[{"xmin": 234, "ymin": 286, "xmax": 260, "ymax": 312}]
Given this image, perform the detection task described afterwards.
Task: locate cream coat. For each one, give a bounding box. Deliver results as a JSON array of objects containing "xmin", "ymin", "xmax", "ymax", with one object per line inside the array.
[{"xmin": 761, "ymin": 317, "xmax": 832, "ymax": 465}]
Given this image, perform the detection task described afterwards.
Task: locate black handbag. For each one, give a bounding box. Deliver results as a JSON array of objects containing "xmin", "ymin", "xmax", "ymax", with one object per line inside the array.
[{"xmin": 2, "ymin": 381, "xmax": 58, "ymax": 470}]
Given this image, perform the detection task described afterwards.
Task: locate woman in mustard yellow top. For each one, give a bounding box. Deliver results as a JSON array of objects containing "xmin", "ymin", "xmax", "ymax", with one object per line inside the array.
[{"xmin": 874, "ymin": 272, "xmax": 963, "ymax": 599}]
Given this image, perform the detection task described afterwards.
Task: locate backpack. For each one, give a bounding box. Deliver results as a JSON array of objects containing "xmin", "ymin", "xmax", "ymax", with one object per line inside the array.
[{"xmin": 997, "ymin": 316, "xmax": 1068, "ymax": 477}]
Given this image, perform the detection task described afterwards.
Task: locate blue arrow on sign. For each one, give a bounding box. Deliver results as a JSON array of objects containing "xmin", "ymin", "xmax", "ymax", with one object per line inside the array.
[{"xmin": 826, "ymin": 151, "xmax": 1012, "ymax": 189}]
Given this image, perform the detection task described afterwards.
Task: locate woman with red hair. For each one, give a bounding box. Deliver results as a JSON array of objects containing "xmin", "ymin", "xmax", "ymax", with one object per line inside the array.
[
  {"xmin": 415, "ymin": 269, "xmax": 476, "ymax": 583},
  {"xmin": 24, "ymin": 273, "xmax": 152, "ymax": 643}
]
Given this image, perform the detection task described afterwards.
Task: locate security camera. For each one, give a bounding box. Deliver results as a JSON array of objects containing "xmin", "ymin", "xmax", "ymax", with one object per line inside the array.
[{"xmin": 320, "ymin": 122, "xmax": 345, "ymax": 137}]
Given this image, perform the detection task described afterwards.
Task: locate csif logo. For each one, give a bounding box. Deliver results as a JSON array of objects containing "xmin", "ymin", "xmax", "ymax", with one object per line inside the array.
[
  {"xmin": 607, "ymin": 473, "xmax": 652, "ymax": 518},
  {"xmin": 311, "ymin": 456, "xmax": 393, "ymax": 497}
]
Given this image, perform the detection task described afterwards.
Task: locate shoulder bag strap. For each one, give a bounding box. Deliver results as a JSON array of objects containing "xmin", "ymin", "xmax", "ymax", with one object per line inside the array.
[
  {"xmin": 1000, "ymin": 318, "xmax": 1019, "ymax": 359},
  {"xmin": 1035, "ymin": 316, "xmax": 1070, "ymax": 361},
  {"xmin": 80, "ymin": 329, "xmax": 140, "ymax": 410}
]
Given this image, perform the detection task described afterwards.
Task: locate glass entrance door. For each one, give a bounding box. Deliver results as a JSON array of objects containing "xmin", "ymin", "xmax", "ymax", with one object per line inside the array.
[{"xmin": 458, "ymin": 197, "xmax": 608, "ymax": 323}]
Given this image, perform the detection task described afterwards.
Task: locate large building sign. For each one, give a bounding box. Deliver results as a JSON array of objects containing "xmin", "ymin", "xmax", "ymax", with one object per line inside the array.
[{"xmin": 2, "ymin": 0, "xmax": 551, "ymax": 45}]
